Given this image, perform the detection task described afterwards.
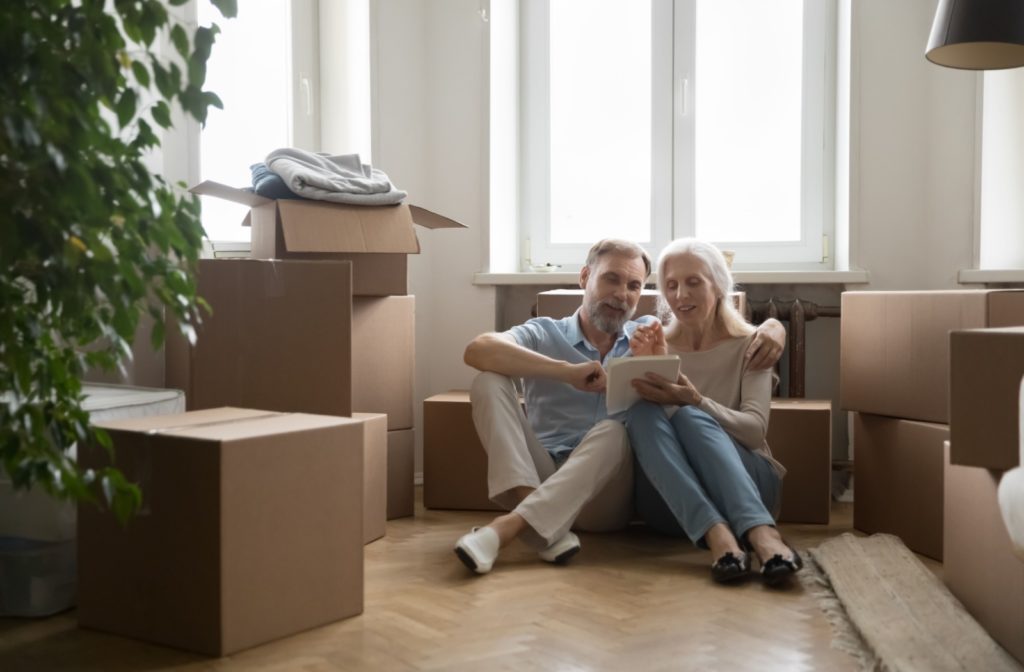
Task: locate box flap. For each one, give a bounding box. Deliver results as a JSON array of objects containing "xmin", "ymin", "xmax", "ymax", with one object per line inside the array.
[
  {"xmin": 189, "ymin": 181, "xmax": 274, "ymax": 207},
  {"xmin": 408, "ymin": 205, "xmax": 467, "ymax": 230},
  {"xmin": 277, "ymin": 200, "xmax": 419, "ymax": 253}
]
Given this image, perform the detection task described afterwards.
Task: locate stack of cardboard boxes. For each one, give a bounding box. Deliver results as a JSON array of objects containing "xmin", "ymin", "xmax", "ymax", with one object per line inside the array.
[
  {"xmin": 170, "ymin": 182, "xmax": 463, "ymax": 525},
  {"xmin": 77, "ymin": 184, "xmax": 462, "ymax": 655},
  {"xmin": 946, "ymin": 326, "xmax": 1024, "ymax": 663},
  {"xmin": 841, "ymin": 290, "xmax": 1024, "ymax": 560},
  {"xmin": 424, "ymin": 288, "xmax": 833, "ymax": 525},
  {"xmin": 841, "ymin": 290, "xmax": 1024, "ymax": 663}
]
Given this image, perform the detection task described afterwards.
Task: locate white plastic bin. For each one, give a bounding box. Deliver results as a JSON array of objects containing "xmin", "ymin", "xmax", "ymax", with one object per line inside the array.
[{"xmin": 0, "ymin": 384, "xmax": 185, "ymax": 616}]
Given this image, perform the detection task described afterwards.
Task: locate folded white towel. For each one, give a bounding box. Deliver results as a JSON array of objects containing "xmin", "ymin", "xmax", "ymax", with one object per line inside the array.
[{"xmin": 265, "ymin": 148, "xmax": 407, "ymax": 205}]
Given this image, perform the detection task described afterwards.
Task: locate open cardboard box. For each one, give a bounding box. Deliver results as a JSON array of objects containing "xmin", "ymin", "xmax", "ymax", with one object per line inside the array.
[{"xmin": 191, "ymin": 181, "xmax": 466, "ymax": 296}]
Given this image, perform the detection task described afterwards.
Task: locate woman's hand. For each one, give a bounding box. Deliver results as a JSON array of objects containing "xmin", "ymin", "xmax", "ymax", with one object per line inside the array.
[
  {"xmin": 630, "ymin": 322, "xmax": 667, "ymax": 357},
  {"xmin": 632, "ymin": 371, "xmax": 702, "ymax": 406}
]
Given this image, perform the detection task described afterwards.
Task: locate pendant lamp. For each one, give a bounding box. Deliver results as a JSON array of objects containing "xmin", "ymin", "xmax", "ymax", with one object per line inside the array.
[{"xmin": 926, "ymin": 0, "xmax": 1024, "ymax": 70}]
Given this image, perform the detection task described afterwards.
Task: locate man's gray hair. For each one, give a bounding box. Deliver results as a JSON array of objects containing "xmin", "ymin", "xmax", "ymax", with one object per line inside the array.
[{"xmin": 584, "ymin": 239, "xmax": 652, "ymax": 279}]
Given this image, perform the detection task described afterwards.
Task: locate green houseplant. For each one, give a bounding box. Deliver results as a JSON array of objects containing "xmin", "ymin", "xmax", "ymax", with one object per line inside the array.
[{"xmin": 0, "ymin": 0, "xmax": 236, "ymax": 523}]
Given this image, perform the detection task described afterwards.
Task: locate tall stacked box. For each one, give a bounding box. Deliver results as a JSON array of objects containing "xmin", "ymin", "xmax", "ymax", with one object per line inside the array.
[
  {"xmin": 165, "ymin": 259, "xmax": 419, "ymax": 520},
  {"xmin": 165, "ymin": 259, "xmax": 354, "ymax": 417}
]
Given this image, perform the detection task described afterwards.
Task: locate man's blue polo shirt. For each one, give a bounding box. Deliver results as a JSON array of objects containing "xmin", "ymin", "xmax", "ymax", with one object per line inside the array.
[{"xmin": 506, "ymin": 308, "xmax": 655, "ymax": 463}]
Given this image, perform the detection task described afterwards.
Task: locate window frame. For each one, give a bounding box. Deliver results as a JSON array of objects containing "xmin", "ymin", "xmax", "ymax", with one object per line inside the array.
[{"xmin": 519, "ymin": 0, "xmax": 837, "ymax": 271}]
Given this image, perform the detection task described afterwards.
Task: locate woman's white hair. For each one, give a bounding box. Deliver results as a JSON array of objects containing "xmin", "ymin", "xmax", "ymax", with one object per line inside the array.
[{"xmin": 656, "ymin": 238, "xmax": 754, "ymax": 338}]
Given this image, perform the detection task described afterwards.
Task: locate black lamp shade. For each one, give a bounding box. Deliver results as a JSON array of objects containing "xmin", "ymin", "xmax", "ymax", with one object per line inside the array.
[{"xmin": 926, "ymin": 0, "xmax": 1024, "ymax": 70}]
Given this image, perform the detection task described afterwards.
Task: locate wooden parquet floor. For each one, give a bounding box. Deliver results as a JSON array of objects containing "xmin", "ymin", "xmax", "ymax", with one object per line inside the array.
[{"xmin": 0, "ymin": 496, "xmax": 926, "ymax": 672}]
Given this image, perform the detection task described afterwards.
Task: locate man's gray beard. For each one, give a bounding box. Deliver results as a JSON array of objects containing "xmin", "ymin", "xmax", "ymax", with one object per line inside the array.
[{"xmin": 585, "ymin": 297, "xmax": 635, "ymax": 335}]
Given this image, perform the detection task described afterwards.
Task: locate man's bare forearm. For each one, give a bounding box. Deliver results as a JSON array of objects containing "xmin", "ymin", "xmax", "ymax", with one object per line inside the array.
[{"xmin": 464, "ymin": 332, "xmax": 571, "ymax": 381}]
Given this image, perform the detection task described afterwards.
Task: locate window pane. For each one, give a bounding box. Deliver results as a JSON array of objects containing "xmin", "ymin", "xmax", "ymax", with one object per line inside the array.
[
  {"xmin": 695, "ymin": 0, "xmax": 803, "ymax": 243},
  {"xmin": 549, "ymin": 0, "xmax": 652, "ymax": 244},
  {"xmin": 198, "ymin": 0, "xmax": 291, "ymax": 242}
]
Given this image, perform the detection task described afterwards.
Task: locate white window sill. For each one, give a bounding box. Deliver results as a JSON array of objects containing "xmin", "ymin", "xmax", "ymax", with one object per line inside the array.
[
  {"xmin": 958, "ymin": 269, "xmax": 1024, "ymax": 283},
  {"xmin": 474, "ymin": 269, "xmax": 870, "ymax": 286}
]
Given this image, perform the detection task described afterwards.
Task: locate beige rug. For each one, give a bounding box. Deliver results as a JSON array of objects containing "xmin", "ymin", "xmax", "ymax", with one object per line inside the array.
[{"xmin": 800, "ymin": 533, "xmax": 1022, "ymax": 672}]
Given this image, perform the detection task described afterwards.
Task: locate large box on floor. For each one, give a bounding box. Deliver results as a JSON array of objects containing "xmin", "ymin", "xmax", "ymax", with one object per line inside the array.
[
  {"xmin": 166, "ymin": 259, "xmax": 353, "ymax": 417},
  {"xmin": 950, "ymin": 327, "xmax": 1024, "ymax": 470},
  {"xmin": 423, "ymin": 391, "xmax": 502, "ymax": 511},
  {"xmin": 944, "ymin": 441, "xmax": 1024, "ymax": 664},
  {"xmin": 354, "ymin": 413, "xmax": 387, "ymax": 544},
  {"xmin": 387, "ymin": 429, "xmax": 415, "ymax": 519},
  {"xmin": 767, "ymin": 399, "xmax": 832, "ymax": 524},
  {"xmin": 77, "ymin": 408, "xmax": 365, "ymax": 656},
  {"xmin": 853, "ymin": 413, "xmax": 948, "ymax": 560},
  {"xmin": 190, "ymin": 181, "xmax": 465, "ymax": 296},
  {"xmin": 840, "ymin": 290, "xmax": 1024, "ymax": 423},
  {"xmin": 353, "ymin": 297, "xmax": 415, "ymax": 430},
  {"xmin": 536, "ymin": 289, "xmax": 746, "ymax": 320}
]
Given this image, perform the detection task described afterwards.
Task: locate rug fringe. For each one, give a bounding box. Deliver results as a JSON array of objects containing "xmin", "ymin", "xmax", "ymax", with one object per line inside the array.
[{"xmin": 798, "ymin": 552, "xmax": 882, "ymax": 672}]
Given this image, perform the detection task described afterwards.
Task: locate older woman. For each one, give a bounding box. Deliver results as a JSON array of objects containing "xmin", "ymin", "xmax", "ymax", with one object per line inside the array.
[{"xmin": 627, "ymin": 238, "xmax": 801, "ymax": 585}]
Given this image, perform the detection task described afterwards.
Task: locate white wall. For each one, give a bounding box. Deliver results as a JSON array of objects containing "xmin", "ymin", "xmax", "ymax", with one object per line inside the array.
[
  {"xmin": 850, "ymin": 0, "xmax": 978, "ymax": 290},
  {"xmin": 373, "ymin": 0, "xmax": 497, "ymax": 474},
  {"xmin": 372, "ymin": 0, "xmax": 982, "ymax": 474}
]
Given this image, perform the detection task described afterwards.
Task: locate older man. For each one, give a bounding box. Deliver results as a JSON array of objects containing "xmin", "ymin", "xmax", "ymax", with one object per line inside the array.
[{"xmin": 454, "ymin": 239, "xmax": 784, "ymax": 574}]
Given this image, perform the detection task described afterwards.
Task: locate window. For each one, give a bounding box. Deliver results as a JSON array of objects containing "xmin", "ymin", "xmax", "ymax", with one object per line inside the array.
[
  {"xmin": 520, "ymin": 0, "xmax": 836, "ymax": 270},
  {"xmin": 978, "ymin": 68, "xmax": 1024, "ymax": 270},
  {"xmin": 192, "ymin": 0, "xmax": 320, "ymax": 242}
]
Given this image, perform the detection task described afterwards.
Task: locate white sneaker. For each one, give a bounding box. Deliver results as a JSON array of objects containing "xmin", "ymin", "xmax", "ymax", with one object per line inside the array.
[
  {"xmin": 538, "ymin": 531, "xmax": 581, "ymax": 564},
  {"xmin": 454, "ymin": 527, "xmax": 500, "ymax": 574}
]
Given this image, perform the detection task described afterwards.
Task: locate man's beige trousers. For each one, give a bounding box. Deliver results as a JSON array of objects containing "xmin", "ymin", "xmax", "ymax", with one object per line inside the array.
[{"xmin": 470, "ymin": 372, "xmax": 634, "ymax": 548}]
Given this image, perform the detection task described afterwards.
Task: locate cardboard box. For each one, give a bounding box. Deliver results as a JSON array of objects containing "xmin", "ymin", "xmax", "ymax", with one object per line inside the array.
[
  {"xmin": 840, "ymin": 290, "xmax": 1024, "ymax": 423},
  {"xmin": 950, "ymin": 327, "xmax": 1024, "ymax": 470},
  {"xmin": 387, "ymin": 429, "xmax": 415, "ymax": 519},
  {"xmin": 944, "ymin": 441, "xmax": 1024, "ymax": 664},
  {"xmin": 852, "ymin": 413, "xmax": 948, "ymax": 560},
  {"xmin": 352, "ymin": 297, "xmax": 415, "ymax": 430},
  {"xmin": 354, "ymin": 413, "xmax": 387, "ymax": 544},
  {"xmin": 78, "ymin": 408, "xmax": 365, "ymax": 656},
  {"xmin": 767, "ymin": 399, "xmax": 832, "ymax": 524},
  {"xmin": 423, "ymin": 391, "xmax": 503, "ymax": 511},
  {"xmin": 422, "ymin": 390, "xmax": 828, "ymax": 521},
  {"xmin": 166, "ymin": 259, "xmax": 353, "ymax": 417},
  {"xmin": 536, "ymin": 289, "xmax": 746, "ymax": 320},
  {"xmin": 190, "ymin": 181, "xmax": 465, "ymax": 296}
]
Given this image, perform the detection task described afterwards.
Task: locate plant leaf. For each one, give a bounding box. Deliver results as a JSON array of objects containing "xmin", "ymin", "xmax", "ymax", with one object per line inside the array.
[
  {"xmin": 151, "ymin": 101, "xmax": 171, "ymax": 129},
  {"xmin": 115, "ymin": 89, "xmax": 137, "ymax": 127},
  {"xmin": 170, "ymin": 24, "xmax": 189, "ymax": 59}
]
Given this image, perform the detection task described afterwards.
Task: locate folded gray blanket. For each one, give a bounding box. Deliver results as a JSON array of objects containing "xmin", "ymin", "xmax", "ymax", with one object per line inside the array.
[{"xmin": 265, "ymin": 148, "xmax": 407, "ymax": 205}]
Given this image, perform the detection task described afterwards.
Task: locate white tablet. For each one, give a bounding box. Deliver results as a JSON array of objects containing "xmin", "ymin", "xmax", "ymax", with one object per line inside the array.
[{"xmin": 605, "ymin": 355, "xmax": 681, "ymax": 414}]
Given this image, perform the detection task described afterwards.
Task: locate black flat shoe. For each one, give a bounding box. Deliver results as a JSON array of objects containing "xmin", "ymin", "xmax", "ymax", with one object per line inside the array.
[
  {"xmin": 710, "ymin": 551, "xmax": 751, "ymax": 583},
  {"xmin": 760, "ymin": 544, "xmax": 804, "ymax": 587}
]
